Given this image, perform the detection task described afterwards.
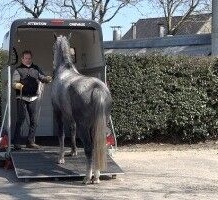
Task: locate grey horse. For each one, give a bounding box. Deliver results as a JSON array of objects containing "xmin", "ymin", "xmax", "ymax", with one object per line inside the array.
[{"xmin": 51, "ymin": 34, "xmax": 112, "ymax": 184}]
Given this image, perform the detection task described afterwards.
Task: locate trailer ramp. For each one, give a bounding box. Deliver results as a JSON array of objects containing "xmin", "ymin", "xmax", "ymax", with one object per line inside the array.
[{"xmin": 11, "ymin": 148, "xmax": 123, "ymax": 180}]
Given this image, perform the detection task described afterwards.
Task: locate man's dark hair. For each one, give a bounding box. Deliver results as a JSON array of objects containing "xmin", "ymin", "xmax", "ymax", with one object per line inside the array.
[{"xmin": 22, "ymin": 50, "xmax": 32, "ymax": 58}]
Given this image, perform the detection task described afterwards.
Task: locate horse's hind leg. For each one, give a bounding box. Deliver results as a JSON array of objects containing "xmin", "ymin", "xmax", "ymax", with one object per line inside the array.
[
  {"xmin": 70, "ymin": 121, "xmax": 77, "ymax": 156},
  {"xmin": 93, "ymin": 170, "xmax": 101, "ymax": 184},
  {"xmin": 77, "ymin": 125, "xmax": 93, "ymax": 184},
  {"xmin": 54, "ymin": 108, "xmax": 65, "ymax": 164}
]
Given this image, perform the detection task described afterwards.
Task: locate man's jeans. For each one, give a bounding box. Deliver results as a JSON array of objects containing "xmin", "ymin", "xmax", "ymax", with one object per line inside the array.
[{"xmin": 14, "ymin": 99, "xmax": 37, "ymax": 145}]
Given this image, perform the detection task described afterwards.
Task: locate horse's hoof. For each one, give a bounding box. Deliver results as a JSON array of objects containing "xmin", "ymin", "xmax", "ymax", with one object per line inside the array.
[
  {"xmin": 57, "ymin": 158, "xmax": 65, "ymax": 164},
  {"xmin": 91, "ymin": 177, "xmax": 100, "ymax": 184},
  {"xmin": 70, "ymin": 151, "xmax": 78, "ymax": 156},
  {"xmin": 82, "ymin": 177, "xmax": 91, "ymax": 185}
]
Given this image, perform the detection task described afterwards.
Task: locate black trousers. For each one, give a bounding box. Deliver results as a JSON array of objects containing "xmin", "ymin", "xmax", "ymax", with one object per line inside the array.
[{"xmin": 13, "ymin": 98, "xmax": 37, "ymax": 145}]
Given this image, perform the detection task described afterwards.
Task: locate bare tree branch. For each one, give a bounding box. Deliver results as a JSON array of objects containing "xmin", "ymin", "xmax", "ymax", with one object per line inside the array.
[
  {"xmin": 58, "ymin": 0, "xmax": 142, "ymax": 25},
  {"xmin": 15, "ymin": 0, "xmax": 48, "ymax": 18},
  {"xmin": 170, "ymin": 0, "xmax": 200, "ymax": 34},
  {"xmin": 149, "ymin": 0, "xmax": 211, "ymax": 35},
  {"xmin": 0, "ymin": 0, "xmax": 53, "ymax": 24},
  {"xmin": 0, "ymin": 0, "xmax": 143, "ymax": 27},
  {"xmin": 62, "ymin": 0, "xmax": 85, "ymax": 19}
]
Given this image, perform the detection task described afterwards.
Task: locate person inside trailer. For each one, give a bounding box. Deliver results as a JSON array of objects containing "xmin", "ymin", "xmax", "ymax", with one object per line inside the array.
[{"xmin": 12, "ymin": 50, "xmax": 52, "ymax": 150}]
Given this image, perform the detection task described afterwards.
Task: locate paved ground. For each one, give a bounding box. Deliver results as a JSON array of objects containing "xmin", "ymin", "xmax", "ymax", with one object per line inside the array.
[{"xmin": 0, "ymin": 143, "xmax": 218, "ymax": 200}]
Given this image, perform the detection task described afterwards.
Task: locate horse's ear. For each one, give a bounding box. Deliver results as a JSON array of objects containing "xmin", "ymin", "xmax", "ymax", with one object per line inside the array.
[
  {"xmin": 68, "ymin": 33, "xmax": 72, "ymax": 41},
  {"xmin": 54, "ymin": 33, "xmax": 57, "ymax": 40}
]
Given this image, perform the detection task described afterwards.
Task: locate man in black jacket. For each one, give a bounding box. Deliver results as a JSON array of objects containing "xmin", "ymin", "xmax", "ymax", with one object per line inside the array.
[{"xmin": 12, "ymin": 50, "xmax": 52, "ymax": 150}]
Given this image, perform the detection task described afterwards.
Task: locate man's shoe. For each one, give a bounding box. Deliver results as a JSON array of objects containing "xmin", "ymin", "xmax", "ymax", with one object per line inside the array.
[
  {"xmin": 14, "ymin": 144, "xmax": 22, "ymax": 150},
  {"xmin": 26, "ymin": 143, "xmax": 40, "ymax": 149}
]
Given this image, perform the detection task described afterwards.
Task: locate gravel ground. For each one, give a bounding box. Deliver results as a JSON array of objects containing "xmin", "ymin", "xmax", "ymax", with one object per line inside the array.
[{"xmin": 0, "ymin": 142, "xmax": 218, "ymax": 200}]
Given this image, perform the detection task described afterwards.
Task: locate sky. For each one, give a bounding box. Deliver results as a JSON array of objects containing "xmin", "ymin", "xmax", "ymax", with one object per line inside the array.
[{"xmin": 0, "ymin": 2, "xmax": 159, "ymax": 46}]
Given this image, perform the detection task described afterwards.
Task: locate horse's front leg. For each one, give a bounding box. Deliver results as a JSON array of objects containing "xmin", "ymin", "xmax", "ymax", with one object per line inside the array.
[
  {"xmin": 83, "ymin": 159, "xmax": 92, "ymax": 185},
  {"xmin": 58, "ymin": 128, "xmax": 65, "ymax": 164},
  {"xmin": 64, "ymin": 118, "xmax": 77, "ymax": 156},
  {"xmin": 54, "ymin": 109, "xmax": 65, "ymax": 164}
]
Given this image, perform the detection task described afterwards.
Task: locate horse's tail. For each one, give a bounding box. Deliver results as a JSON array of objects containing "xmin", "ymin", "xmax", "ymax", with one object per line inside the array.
[{"xmin": 92, "ymin": 89, "xmax": 110, "ymax": 171}]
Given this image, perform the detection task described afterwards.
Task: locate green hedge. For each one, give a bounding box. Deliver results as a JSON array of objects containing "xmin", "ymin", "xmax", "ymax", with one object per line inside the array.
[
  {"xmin": 0, "ymin": 50, "xmax": 8, "ymax": 121},
  {"xmin": 0, "ymin": 50, "xmax": 7, "ymax": 69},
  {"xmin": 106, "ymin": 54, "xmax": 218, "ymax": 144}
]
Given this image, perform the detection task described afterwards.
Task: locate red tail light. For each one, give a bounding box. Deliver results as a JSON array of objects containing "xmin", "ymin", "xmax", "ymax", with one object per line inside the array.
[
  {"xmin": 50, "ymin": 20, "xmax": 64, "ymax": 25},
  {"xmin": 106, "ymin": 134, "xmax": 115, "ymax": 146}
]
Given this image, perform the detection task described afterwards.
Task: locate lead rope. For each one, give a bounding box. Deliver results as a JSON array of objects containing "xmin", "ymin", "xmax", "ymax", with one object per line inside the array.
[{"xmin": 36, "ymin": 83, "xmax": 45, "ymax": 128}]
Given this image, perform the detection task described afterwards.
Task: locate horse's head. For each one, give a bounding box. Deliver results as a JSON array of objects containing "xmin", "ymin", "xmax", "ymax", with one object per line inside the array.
[{"xmin": 53, "ymin": 34, "xmax": 72, "ymax": 71}]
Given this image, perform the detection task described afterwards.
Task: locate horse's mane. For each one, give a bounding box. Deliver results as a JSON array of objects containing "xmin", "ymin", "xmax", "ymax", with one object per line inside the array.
[
  {"xmin": 54, "ymin": 35, "xmax": 78, "ymax": 72},
  {"xmin": 59, "ymin": 35, "xmax": 73, "ymax": 65}
]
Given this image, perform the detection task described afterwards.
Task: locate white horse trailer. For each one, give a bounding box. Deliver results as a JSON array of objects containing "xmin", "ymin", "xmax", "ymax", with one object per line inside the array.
[{"xmin": 0, "ymin": 19, "xmax": 121, "ymax": 180}]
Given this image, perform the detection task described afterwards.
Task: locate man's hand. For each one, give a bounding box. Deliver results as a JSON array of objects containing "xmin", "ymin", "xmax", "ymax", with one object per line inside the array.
[
  {"xmin": 45, "ymin": 76, "xmax": 52, "ymax": 83},
  {"xmin": 14, "ymin": 83, "xmax": 24, "ymax": 90}
]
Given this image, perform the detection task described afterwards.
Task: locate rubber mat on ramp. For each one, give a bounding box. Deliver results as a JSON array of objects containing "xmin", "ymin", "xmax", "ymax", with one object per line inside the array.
[{"xmin": 11, "ymin": 149, "xmax": 123, "ymax": 179}]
